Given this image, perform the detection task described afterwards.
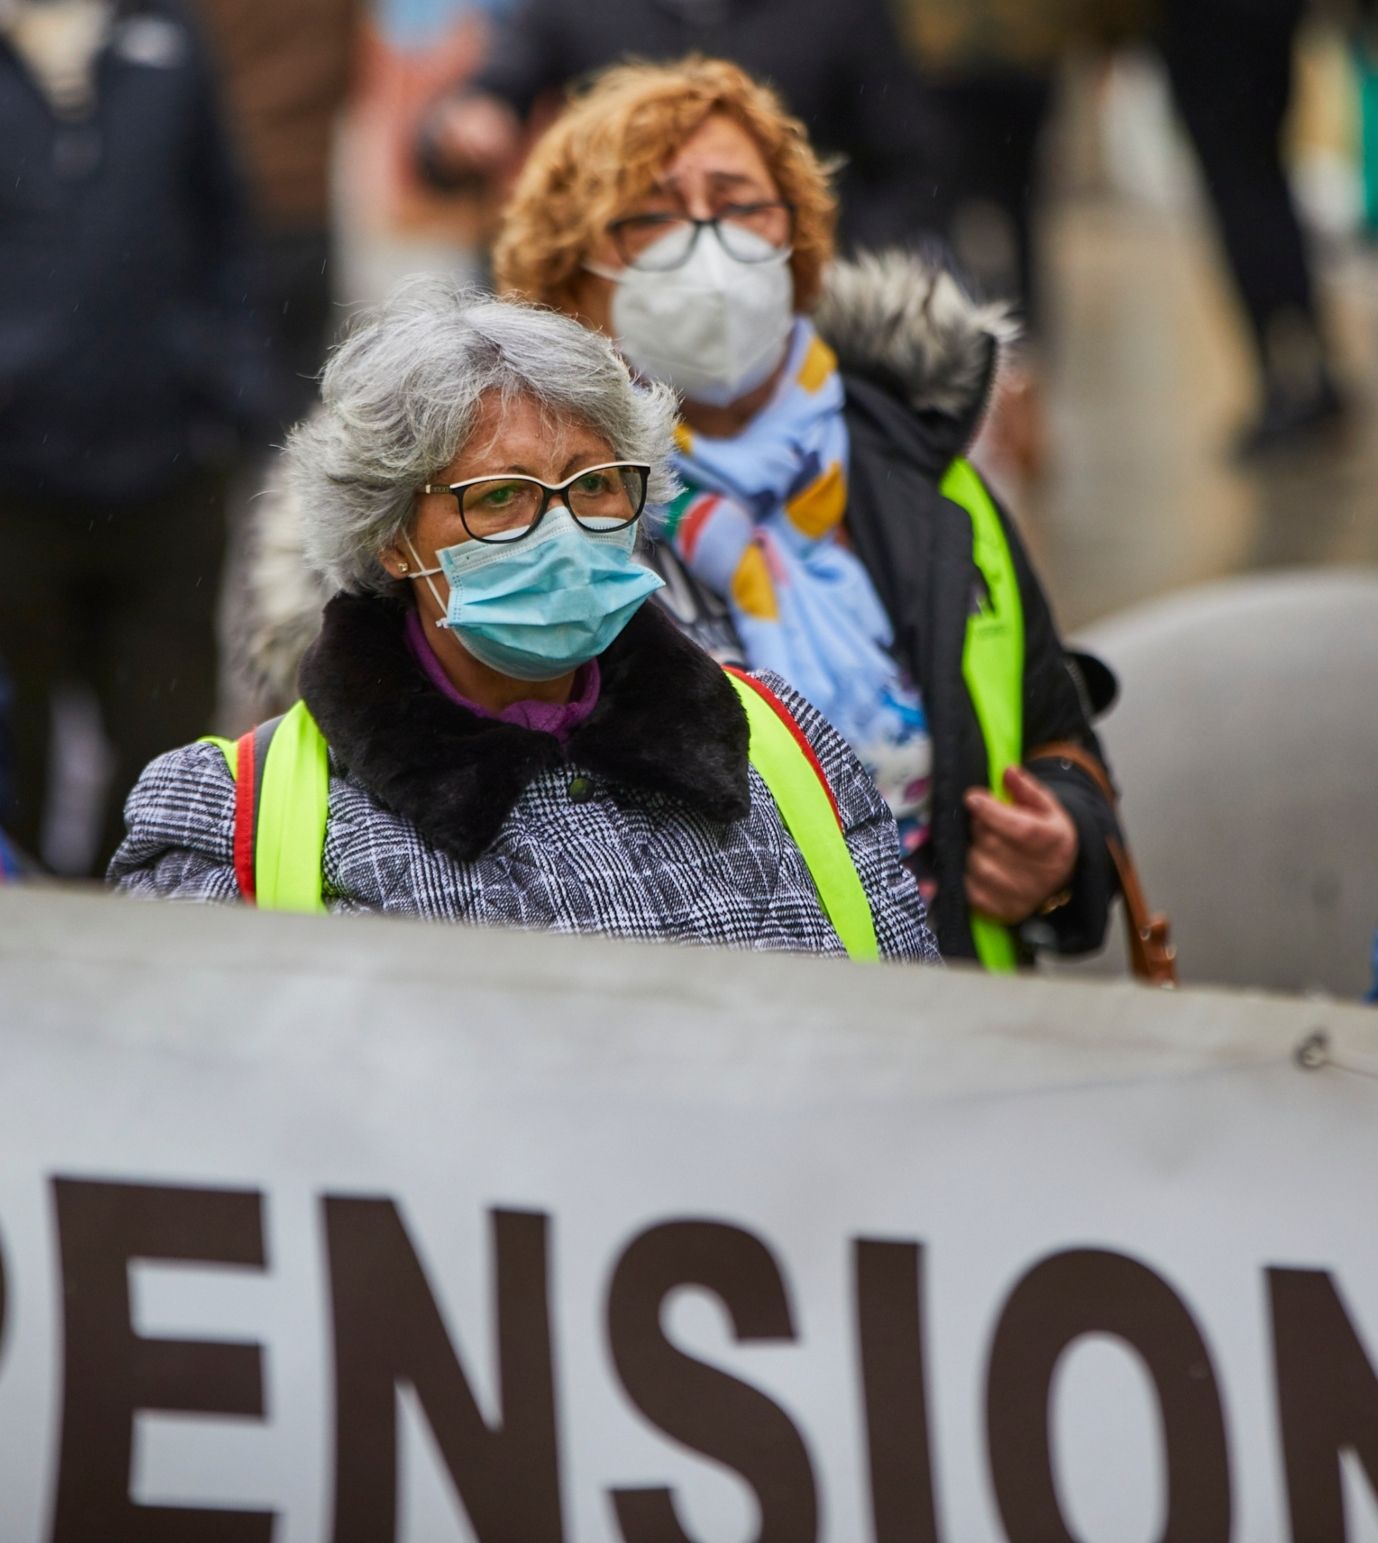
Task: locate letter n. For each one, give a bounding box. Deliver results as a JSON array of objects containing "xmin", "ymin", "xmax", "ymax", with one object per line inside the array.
[
  {"xmin": 323, "ymin": 1200, "xmax": 561, "ymax": 1543},
  {"xmin": 1269, "ymin": 1267, "xmax": 1378, "ymax": 1538}
]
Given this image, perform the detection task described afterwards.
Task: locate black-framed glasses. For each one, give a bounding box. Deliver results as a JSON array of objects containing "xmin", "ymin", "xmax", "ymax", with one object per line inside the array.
[
  {"xmin": 419, "ymin": 462, "xmax": 651, "ymax": 544},
  {"xmin": 608, "ymin": 201, "xmax": 795, "ymax": 272}
]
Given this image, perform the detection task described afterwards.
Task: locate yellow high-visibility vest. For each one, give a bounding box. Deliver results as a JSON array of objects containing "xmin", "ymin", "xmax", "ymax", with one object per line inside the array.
[
  {"xmin": 206, "ymin": 458, "xmax": 1021, "ymax": 968},
  {"xmin": 941, "ymin": 456, "xmax": 1025, "ymax": 972},
  {"xmin": 205, "ymin": 672, "xmax": 880, "ymax": 962}
]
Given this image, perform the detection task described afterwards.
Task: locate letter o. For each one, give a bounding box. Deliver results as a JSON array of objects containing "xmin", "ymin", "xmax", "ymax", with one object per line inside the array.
[{"xmin": 986, "ymin": 1248, "xmax": 1231, "ymax": 1543}]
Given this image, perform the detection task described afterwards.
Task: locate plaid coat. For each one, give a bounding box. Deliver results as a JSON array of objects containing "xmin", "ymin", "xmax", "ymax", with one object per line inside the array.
[{"xmin": 110, "ymin": 596, "xmax": 939, "ymax": 963}]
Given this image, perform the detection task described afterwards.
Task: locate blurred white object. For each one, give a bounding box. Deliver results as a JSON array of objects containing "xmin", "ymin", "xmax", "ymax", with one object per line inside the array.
[
  {"xmin": 41, "ymin": 685, "xmax": 113, "ymax": 877},
  {"xmin": 1065, "ymin": 568, "xmax": 1378, "ymax": 998},
  {"xmin": 1098, "ymin": 49, "xmax": 1195, "ymax": 212},
  {"xmin": 1291, "ymin": 149, "xmax": 1363, "ymax": 243},
  {"xmin": 1289, "ymin": 20, "xmax": 1364, "ymax": 241}
]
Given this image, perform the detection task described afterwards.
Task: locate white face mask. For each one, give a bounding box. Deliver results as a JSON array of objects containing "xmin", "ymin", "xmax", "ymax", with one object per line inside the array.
[{"xmin": 588, "ymin": 225, "xmax": 795, "ymax": 409}]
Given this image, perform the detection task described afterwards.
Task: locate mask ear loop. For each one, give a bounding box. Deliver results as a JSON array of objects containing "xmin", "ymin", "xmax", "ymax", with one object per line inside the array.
[{"xmin": 401, "ymin": 533, "xmax": 453, "ymax": 629}]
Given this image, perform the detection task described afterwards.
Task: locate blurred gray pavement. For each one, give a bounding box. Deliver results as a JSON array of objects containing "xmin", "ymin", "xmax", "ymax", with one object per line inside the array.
[
  {"xmin": 1063, "ymin": 568, "xmax": 1378, "ymax": 998},
  {"xmin": 1024, "ymin": 199, "xmax": 1378, "ymax": 631}
]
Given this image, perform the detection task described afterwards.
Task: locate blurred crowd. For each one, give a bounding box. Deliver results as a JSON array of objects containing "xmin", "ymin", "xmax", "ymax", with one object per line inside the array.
[{"xmin": 1, "ymin": 0, "xmax": 1375, "ymax": 986}]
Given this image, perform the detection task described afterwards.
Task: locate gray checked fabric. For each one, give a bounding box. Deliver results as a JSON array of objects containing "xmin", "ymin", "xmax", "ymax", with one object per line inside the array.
[{"xmin": 109, "ymin": 671, "xmax": 939, "ymax": 964}]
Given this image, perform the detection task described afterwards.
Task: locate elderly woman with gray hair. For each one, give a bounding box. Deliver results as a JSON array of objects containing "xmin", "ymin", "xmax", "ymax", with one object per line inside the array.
[{"xmin": 110, "ymin": 282, "xmax": 937, "ymax": 962}]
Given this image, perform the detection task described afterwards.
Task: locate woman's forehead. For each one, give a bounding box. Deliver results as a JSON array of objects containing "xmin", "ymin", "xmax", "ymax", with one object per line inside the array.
[
  {"xmin": 446, "ymin": 393, "xmax": 612, "ymax": 477},
  {"xmin": 653, "ymin": 112, "xmax": 777, "ymax": 197}
]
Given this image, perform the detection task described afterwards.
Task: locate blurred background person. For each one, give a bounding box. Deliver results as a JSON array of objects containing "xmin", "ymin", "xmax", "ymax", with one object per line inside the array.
[
  {"xmin": 898, "ymin": 0, "xmax": 1345, "ymax": 468},
  {"xmin": 895, "ymin": 0, "xmax": 1152, "ymax": 478},
  {"xmin": 491, "ymin": 57, "xmax": 1124, "ymax": 968},
  {"xmin": 0, "ymin": 0, "xmax": 273, "ymax": 872},
  {"xmin": 902, "ymin": 0, "xmax": 1122, "ymax": 347},
  {"xmin": 1160, "ymin": 0, "xmax": 1346, "ymax": 456},
  {"xmin": 190, "ymin": 0, "xmax": 363, "ymax": 734},
  {"xmin": 336, "ymin": 0, "xmax": 495, "ymax": 295},
  {"xmin": 0, "ymin": 655, "xmax": 20, "ymax": 877},
  {"xmin": 412, "ymin": 0, "xmax": 941, "ymax": 255},
  {"xmin": 192, "ymin": 0, "xmax": 362, "ymax": 426}
]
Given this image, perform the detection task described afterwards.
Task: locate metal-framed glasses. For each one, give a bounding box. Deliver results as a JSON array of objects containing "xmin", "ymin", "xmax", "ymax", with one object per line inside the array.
[
  {"xmin": 419, "ymin": 462, "xmax": 651, "ymax": 544},
  {"xmin": 608, "ymin": 201, "xmax": 795, "ymax": 273}
]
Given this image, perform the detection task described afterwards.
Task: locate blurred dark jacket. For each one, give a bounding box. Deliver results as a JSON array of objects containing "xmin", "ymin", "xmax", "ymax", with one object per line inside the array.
[
  {"xmin": 419, "ymin": 0, "xmax": 942, "ymax": 251},
  {"xmin": 191, "ymin": 0, "xmax": 359, "ymax": 229},
  {"xmin": 0, "ymin": 657, "xmax": 11, "ymax": 815},
  {"xmin": 0, "ymin": 662, "xmax": 21, "ymax": 879},
  {"xmin": 0, "ymin": 0, "xmax": 273, "ymax": 506}
]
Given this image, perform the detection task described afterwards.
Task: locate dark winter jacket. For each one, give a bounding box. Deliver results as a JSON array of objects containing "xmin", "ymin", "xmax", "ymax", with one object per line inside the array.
[
  {"xmin": 652, "ymin": 252, "xmax": 1122, "ymax": 961},
  {"xmin": 417, "ymin": 0, "xmax": 940, "ymax": 252},
  {"xmin": 0, "ymin": 0, "xmax": 271, "ymax": 505},
  {"xmin": 824, "ymin": 254, "xmax": 1121, "ymax": 959},
  {"xmin": 110, "ymin": 595, "xmax": 939, "ymax": 963}
]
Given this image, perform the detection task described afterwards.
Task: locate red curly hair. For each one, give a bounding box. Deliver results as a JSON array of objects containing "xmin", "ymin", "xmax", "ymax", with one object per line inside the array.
[{"xmin": 493, "ymin": 55, "xmax": 837, "ymax": 317}]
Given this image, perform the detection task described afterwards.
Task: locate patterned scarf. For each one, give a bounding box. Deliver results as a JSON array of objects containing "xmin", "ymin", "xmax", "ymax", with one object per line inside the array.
[{"xmin": 660, "ymin": 320, "xmax": 933, "ymax": 854}]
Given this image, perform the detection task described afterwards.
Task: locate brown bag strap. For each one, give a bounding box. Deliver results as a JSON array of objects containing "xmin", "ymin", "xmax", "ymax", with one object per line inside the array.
[{"xmin": 1026, "ymin": 739, "xmax": 1178, "ymax": 988}]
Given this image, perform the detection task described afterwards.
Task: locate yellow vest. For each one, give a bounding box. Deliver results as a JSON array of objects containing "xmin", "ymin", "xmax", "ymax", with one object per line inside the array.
[
  {"xmin": 206, "ymin": 672, "xmax": 880, "ymax": 963},
  {"xmin": 941, "ymin": 457, "xmax": 1025, "ymax": 972}
]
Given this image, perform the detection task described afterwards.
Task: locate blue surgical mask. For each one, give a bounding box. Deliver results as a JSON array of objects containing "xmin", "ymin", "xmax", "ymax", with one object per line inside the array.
[{"xmin": 407, "ymin": 507, "xmax": 664, "ymax": 681}]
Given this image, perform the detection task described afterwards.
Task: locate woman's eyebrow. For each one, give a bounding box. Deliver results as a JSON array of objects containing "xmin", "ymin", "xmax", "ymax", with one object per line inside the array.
[
  {"xmin": 558, "ymin": 452, "xmax": 610, "ymax": 478},
  {"xmin": 653, "ymin": 169, "xmax": 762, "ymax": 197},
  {"xmin": 448, "ymin": 465, "xmax": 533, "ymax": 482},
  {"xmin": 642, "ymin": 178, "xmax": 688, "ymax": 202},
  {"xmin": 705, "ymin": 171, "xmax": 762, "ymax": 192}
]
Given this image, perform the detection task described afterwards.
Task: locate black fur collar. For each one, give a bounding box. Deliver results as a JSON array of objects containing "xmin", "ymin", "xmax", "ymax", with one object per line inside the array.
[{"xmin": 298, "ymin": 593, "xmax": 751, "ymax": 863}]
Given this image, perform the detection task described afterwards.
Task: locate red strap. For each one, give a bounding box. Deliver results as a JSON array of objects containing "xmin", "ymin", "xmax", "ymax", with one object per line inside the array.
[
  {"xmin": 724, "ymin": 666, "xmax": 843, "ymax": 827},
  {"xmin": 233, "ymin": 729, "xmax": 258, "ymax": 904}
]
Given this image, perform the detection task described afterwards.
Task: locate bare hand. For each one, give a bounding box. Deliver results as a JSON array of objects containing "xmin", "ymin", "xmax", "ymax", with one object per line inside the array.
[
  {"xmin": 427, "ymin": 94, "xmax": 521, "ymax": 182},
  {"xmin": 963, "ymin": 765, "xmax": 1078, "ymax": 925}
]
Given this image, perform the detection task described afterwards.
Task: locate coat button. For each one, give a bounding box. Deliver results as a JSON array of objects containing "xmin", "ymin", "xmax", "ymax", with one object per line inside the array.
[{"xmin": 567, "ymin": 774, "xmax": 594, "ymax": 803}]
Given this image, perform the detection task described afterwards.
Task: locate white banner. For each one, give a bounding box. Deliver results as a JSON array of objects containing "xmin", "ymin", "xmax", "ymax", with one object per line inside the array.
[{"xmin": 2, "ymin": 888, "xmax": 1377, "ymax": 1543}]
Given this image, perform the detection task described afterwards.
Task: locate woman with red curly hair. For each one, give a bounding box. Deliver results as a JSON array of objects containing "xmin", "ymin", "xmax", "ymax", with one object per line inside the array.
[{"xmin": 495, "ymin": 56, "xmax": 1125, "ymax": 969}]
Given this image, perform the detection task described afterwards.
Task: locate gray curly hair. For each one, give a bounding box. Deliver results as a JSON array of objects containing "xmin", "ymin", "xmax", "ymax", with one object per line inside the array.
[{"xmin": 284, "ymin": 277, "xmax": 681, "ymax": 596}]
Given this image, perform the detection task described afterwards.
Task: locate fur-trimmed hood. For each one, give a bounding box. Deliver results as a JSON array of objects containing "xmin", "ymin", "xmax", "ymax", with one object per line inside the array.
[
  {"xmin": 815, "ymin": 248, "xmax": 1018, "ymax": 447},
  {"xmin": 235, "ymin": 249, "xmax": 1015, "ymax": 710},
  {"xmin": 231, "ymin": 448, "xmax": 334, "ymax": 713}
]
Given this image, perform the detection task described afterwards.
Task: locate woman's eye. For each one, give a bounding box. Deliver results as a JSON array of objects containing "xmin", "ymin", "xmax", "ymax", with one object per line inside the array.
[
  {"xmin": 477, "ymin": 484, "xmax": 519, "ymax": 507},
  {"xmin": 575, "ymin": 473, "xmax": 611, "ymax": 495},
  {"xmin": 624, "ymin": 212, "xmax": 679, "ymax": 232}
]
